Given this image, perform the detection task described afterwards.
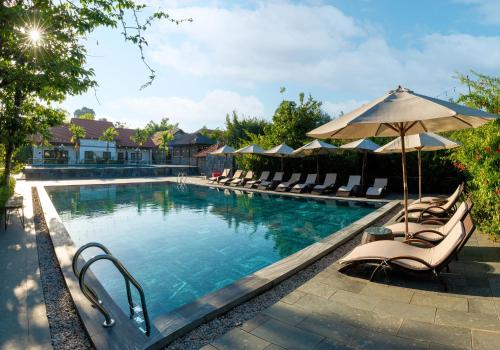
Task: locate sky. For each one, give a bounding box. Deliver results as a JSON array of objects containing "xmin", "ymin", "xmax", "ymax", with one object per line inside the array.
[{"xmin": 61, "ymin": 0, "xmax": 500, "ymax": 132}]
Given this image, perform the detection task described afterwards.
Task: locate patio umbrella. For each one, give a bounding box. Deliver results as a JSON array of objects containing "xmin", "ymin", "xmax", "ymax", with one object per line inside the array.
[
  {"xmin": 210, "ymin": 145, "xmax": 235, "ymax": 170},
  {"xmin": 292, "ymin": 139, "xmax": 338, "ymax": 176},
  {"xmin": 340, "ymin": 138, "xmax": 380, "ymax": 185},
  {"xmin": 375, "ymin": 132, "xmax": 460, "ymax": 202},
  {"xmin": 263, "ymin": 143, "xmax": 295, "ymax": 171},
  {"xmin": 307, "ymin": 86, "xmax": 498, "ymax": 236},
  {"xmin": 234, "ymin": 144, "xmax": 265, "ymax": 154}
]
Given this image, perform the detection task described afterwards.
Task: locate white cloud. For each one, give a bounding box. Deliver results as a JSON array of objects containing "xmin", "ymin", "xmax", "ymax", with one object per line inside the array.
[
  {"xmin": 148, "ymin": 2, "xmax": 500, "ymax": 95},
  {"xmin": 105, "ymin": 90, "xmax": 264, "ymax": 131},
  {"xmin": 323, "ymin": 99, "xmax": 367, "ymax": 118},
  {"xmin": 454, "ymin": 0, "xmax": 500, "ymax": 24}
]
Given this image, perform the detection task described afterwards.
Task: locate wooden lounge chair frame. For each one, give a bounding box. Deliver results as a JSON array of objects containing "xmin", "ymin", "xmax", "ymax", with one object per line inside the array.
[
  {"xmin": 219, "ymin": 169, "xmax": 243, "ymax": 185},
  {"xmin": 365, "ymin": 178, "xmax": 388, "ymax": 199},
  {"xmin": 290, "ymin": 174, "xmax": 317, "ymax": 193},
  {"xmin": 275, "ymin": 173, "xmax": 302, "ymax": 192},
  {"xmin": 311, "ymin": 173, "xmax": 337, "ymax": 195},
  {"xmin": 339, "ymin": 206, "xmax": 475, "ymax": 292},
  {"xmin": 336, "ymin": 175, "xmax": 361, "ymax": 197},
  {"xmin": 245, "ymin": 171, "xmax": 270, "ymax": 188},
  {"xmin": 208, "ymin": 168, "xmax": 231, "ymax": 184}
]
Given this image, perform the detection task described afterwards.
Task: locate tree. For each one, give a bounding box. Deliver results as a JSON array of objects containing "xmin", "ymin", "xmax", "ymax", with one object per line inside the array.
[
  {"xmin": 130, "ymin": 129, "xmax": 149, "ymax": 147},
  {"xmin": 264, "ymin": 93, "xmax": 331, "ymax": 148},
  {"xmin": 69, "ymin": 124, "xmax": 86, "ymax": 164},
  {"xmin": 448, "ymin": 72, "xmax": 500, "ymax": 238},
  {"xmin": 77, "ymin": 113, "xmax": 95, "ymax": 120},
  {"xmin": 114, "ymin": 121, "xmax": 127, "ymax": 129},
  {"xmin": 99, "ymin": 127, "xmax": 119, "ymax": 163},
  {"xmin": 145, "ymin": 117, "xmax": 179, "ymax": 134},
  {"xmin": 0, "ymin": 1, "xmax": 190, "ymax": 185},
  {"xmin": 157, "ymin": 131, "xmax": 174, "ymax": 164},
  {"xmin": 224, "ymin": 111, "xmax": 269, "ymax": 147},
  {"xmin": 74, "ymin": 107, "xmax": 95, "ymax": 118}
]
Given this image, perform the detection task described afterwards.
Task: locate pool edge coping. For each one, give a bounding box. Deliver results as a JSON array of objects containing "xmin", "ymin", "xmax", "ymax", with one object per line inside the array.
[{"xmin": 36, "ymin": 180, "xmax": 399, "ymax": 350}]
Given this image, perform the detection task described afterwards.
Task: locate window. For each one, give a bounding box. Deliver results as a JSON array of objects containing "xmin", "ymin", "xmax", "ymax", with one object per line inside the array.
[
  {"xmin": 118, "ymin": 152, "xmax": 124, "ymax": 161},
  {"xmin": 102, "ymin": 151, "xmax": 111, "ymax": 161},
  {"xmin": 43, "ymin": 149, "xmax": 68, "ymax": 164},
  {"xmin": 84, "ymin": 151, "xmax": 94, "ymax": 161}
]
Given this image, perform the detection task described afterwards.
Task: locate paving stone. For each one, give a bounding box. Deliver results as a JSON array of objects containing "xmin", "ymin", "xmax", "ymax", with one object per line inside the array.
[
  {"xmin": 398, "ymin": 319, "xmax": 471, "ymax": 349},
  {"xmin": 241, "ymin": 314, "xmax": 271, "ymax": 332},
  {"xmin": 328, "ymin": 289, "xmax": 379, "ymax": 311},
  {"xmin": 262, "ymin": 302, "xmax": 311, "ymax": 326},
  {"xmin": 297, "ymin": 314, "xmax": 361, "ymax": 346},
  {"xmin": 411, "ymin": 291, "xmax": 469, "ymax": 312},
  {"xmin": 200, "ymin": 345, "xmax": 218, "ymax": 350},
  {"xmin": 298, "ymin": 280, "xmax": 336, "ymax": 299},
  {"xmin": 264, "ymin": 344, "xmax": 286, "ymax": 350},
  {"xmin": 471, "ymin": 329, "xmax": 500, "ymax": 350},
  {"xmin": 468, "ymin": 298, "xmax": 497, "ymax": 315},
  {"xmin": 373, "ymin": 298, "xmax": 437, "ymax": 323},
  {"xmin": 312, "ymin": 338, "xmax": 353, "ymax": 349},
  {"xmin": 428, "ymin": 342, "xmax": 470, "ymax": 350},
  {"xmin": 251, "ymin": 319, "xmax": 324, "ymax": 350},
  {"xmin": 360, "ymin": 283, "xmax": 414, "ymax": 303},
  {"xmin": 212, "ymin": 328, "xmax": 270, "ymax": 350},
  {"xmin": 435, "ymin": 309, "xmax": 500, "ymax": 332},
  {"xmin": 315, "ymin": 274, "xmax": 366, "ymax": 293},
  {"xmin": 295, "ymin": 293, "xmax": 344, "ymax": 315},
  {"xmin": 281, "ymin": 290, "xmax": 307, "ymax": 305},
  {"xmin": 347, "ymin": 331, "xmax": 429, "ymax": 350}
]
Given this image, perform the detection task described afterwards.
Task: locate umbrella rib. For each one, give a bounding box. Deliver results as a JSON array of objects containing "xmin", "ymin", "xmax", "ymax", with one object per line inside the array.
[
  {"xmin": 374, "ymin": 124, "xmax": 383, "ymax": 136},
  {"xmin": 383, "ymin": 123, "xmax": 399, "ymax": 133},
  {"xmin": 405, "ymin": 121, "xmax": 419, "ymax": 133},
  {"xmin": 418, "ymin": 121, "xmax": 428, "ymax": 132},
  {"xmin": 452, "ymin": 115, "xmax": 473, "ymax": 127}
]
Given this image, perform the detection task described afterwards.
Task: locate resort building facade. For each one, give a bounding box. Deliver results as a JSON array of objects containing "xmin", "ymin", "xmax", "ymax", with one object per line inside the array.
[{"xmin": 32, "ymin": 118, "xmax": 155, "ymax": 165}]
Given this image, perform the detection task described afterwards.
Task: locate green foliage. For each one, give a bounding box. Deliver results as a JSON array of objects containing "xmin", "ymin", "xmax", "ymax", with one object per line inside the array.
[
  {"xmin": 224, "ymin": 111, "xmax": 269, "ymax": 147},
  {"xmin": 77, "ymin": 113, "xmax": 95, "ymax": 120},
  {"xmin": 74, "ymin": 107, "xmax": 95, "ymax": 118},
  {"xmin": 145, "ymin": 117, "xmax": 179, "ymax": 135},
  {"xmin": 448, "ymin": 72, "xmax": 500, "ymax": 238},
  {"xmin": 69, "ymin": 124, "xmax": 86, "ymax": 144},
  {"xmin": 263, "ymin": 93, "xmax": 331, "ymax": 149},
  {"xmin": 0, "ymin": 0, "xmax": 188, "ymax": 184},
  {"xmin": 130, "ymin": 129, "xmax": 149, "ymax": 147},
  {"xmin": 99, "ymin": 127, "xmax": 119, "ymax": 142},
  {"xmin": 0, "ymin": 173, "xmax": 16, "ymax": 217}
]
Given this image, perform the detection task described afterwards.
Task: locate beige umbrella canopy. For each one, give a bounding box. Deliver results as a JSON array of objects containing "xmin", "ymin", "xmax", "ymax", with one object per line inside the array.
[
  {"xmin": 340, "ymin": 139, "xmax": 380, "ymax": 185},
  {"xmin": 375, "ymin": 132, "xmax": 460, "ymax": 201},
  {"xmin": 308, "ymin": 86, "xmax": 498, "ymax": 236},
  {"xmin": 293, "ymin": 139, "xmax": 338, "ymax": 175},
  {"xmin": 210, "ymin": 145, "xmax": 236, "ymax": 170},
  {"xmin": 234, "ymin": 144, "xmax": 265, "ymax": 154},
  {"xmin": 263, "ymin": 143, "xmax": 295, "ymax": 171}
]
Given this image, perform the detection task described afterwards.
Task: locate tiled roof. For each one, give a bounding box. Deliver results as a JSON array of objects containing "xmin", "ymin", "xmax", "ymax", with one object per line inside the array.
[
  {"xmin": 151, "ymin": 129, "xmax": 185, "ymax": 146},
  {"xmin": 194, "ymin": 143, "xmax": 222, "ymax": 157},
  {"xmin": 40, "ymin": 118, "xmax": 155, "ymax": 148},
  {"xmin": 168, "ymin": 132, "xmax": 216, "ymax": 146}
]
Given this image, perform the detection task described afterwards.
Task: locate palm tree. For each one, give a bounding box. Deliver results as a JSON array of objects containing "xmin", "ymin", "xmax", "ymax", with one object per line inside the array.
[
  {"xmin": 158, "ymin": 130, "xmax": 173, "ymax": 164},
  {"xmin": 69, "ymin": 124, "xmax": 86, "ymax": 164},
  {"xmin": 99, "ymin": 127, "xmax": 119, "ymax": 163},
  {"xmin": 130, "ymin": 129, "xmax": 149, "ymax": 163}
]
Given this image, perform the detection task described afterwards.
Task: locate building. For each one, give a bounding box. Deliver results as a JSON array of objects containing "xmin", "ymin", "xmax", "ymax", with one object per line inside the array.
[
  {"xmin": 194, "ymin": 143, "xmax": 234, "ymax": 176},
  {"xmin": 32, "ymin": 118, "xmax": 155, "ymax": 165},
  {"xmin": 168, "ymin": 132, "xmax": 216, "ymax": 166},
  {"xmin": 151, "ymin": 128, "xmax": 186, "ymax": 164}
]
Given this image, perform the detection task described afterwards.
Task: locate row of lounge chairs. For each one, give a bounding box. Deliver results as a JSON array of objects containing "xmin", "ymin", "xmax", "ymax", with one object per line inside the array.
[
  {"xmin": 340, "ymin": 184, "xmax": 470, "ymax": 291},
  {"xmin": 208, "ymin": 169, "xmax": 388, "ymax": 198}
]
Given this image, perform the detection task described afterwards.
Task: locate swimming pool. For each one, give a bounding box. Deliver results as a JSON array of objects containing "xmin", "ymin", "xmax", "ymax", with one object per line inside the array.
[{"xmin": 46, "ymin": 182, "xmax": 383, "ymax": 325}]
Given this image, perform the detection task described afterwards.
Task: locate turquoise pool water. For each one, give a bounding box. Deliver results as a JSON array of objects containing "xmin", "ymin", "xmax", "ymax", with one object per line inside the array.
[{"xmin": 46, "ymin": 182, "xmax": 382, "ymax": 322}]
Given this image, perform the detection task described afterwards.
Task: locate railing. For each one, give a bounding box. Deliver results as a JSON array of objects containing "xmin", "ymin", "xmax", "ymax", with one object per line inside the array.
[
  {"xmin": 176, "ymin": 172, "xmax": 187, "ymax": 186},
  {"xmin": 72, "ymin": 243, "xmax": 151, "ymax": 336}
]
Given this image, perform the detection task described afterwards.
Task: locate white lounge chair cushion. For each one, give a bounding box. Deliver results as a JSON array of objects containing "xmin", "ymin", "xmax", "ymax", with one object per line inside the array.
[
  {"xmin": 386, "ymin": 202, "xmax": 467, "ymax": 241},
  {"xmin": 366, "ymin": 187, "xmax": 383, "ymax": 197},
  {"xmin": 337, "ymin": 185, "xmax": 354, "ymax": 192},
  {"xmin": 340, "ymin": 221, "xmax": 465, "ymax": 270}
]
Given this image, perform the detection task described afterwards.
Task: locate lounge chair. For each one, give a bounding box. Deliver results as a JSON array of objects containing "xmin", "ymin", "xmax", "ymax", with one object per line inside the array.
[
  {"xmin": 275, "ymin": 173, "xmax": 301, "ymax": 192},
  {"xmin": 336, "ymin": 175, "xmax": 361, "ymax": 197},
  {"xmin": 385, "ymin": 201, "xmax": 470, "ymax": 243},
  {"xmin": 290, "ymin": 174, "xmax": 317, "ymax": 193},
  {"xmin": 258, "ymin": 172, "xmax": 284, "ymax": 190},
  {"xmin": 311, "ymin": 173, "xmax": 337, "ymax": 194},
  {"xmin": 418, "ymin": 183, "xmax": 464, "ymax": 204},
  {"xmin": 208, "ymin": 168, "xmax": 230, "ymax": 183},
  {"xmin": 219, "ymin": 169, "xmax": 243, "ymax": 185},
  {"xmin": 232, "ymin": 170, "xmax": 254, "ymax": 187},
  {"xmin": 366, "ymin": 178, "xmax": 388, "ymax": 199},
  {"xmin": 245, "ymin": 171, "xmax": 270, "ymax": 188},
  {"xmin": 395, "ymin": 183, "xmax": 464, "ymax": 223},
  {"xmin": 339, "ymin": 210, "xmax": 475, "ymax": 291}
]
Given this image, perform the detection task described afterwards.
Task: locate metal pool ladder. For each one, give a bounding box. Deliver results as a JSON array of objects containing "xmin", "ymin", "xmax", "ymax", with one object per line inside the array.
[{"xmin": 72, "ymin": 242, "xmax": 151, "ymax": 336}]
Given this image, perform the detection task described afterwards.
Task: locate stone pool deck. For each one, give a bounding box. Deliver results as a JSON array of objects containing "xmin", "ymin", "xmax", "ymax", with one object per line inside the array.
[{"xmin": 206, "ymin": 232, "xmax": 500, "ymax": 350}]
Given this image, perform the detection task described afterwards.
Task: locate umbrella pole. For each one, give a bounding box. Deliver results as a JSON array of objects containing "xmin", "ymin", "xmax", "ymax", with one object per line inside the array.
[
  {"xmin": 399, "ymin": 125, "xmax": 409, "ymax": 238},
  {"xmin": 281, "ymin": 157, "xmax": 284, "ymax": 172},
  {"xmin": 418, "ymin": 148, "xmax": 422, "ymax": 202},
  {"xmin": 362, "ymin": 152, "xmax": 367, "ymax": 185},
  {"xmin": 317, "ymin": 155, "xmax": 320, "ymax": 177}
]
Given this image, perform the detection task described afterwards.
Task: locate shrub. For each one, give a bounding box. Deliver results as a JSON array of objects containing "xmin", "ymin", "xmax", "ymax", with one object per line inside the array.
[
  {"xmin": 0, "ymin": 172, "xmax": 16, "ymax": 218},
  {"xmin": 448, "ymin": 119, "xmax": 500, "ymax": 239}
]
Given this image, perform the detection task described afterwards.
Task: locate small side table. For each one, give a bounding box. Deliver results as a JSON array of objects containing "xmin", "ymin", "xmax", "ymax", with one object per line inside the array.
[
  {"xmin": 361, "ymin": 227, "xmax": 393, "ymax": 244},
  {"xmin": 4, "ymin": 195, "xmax": 24, "ymax": 230}
]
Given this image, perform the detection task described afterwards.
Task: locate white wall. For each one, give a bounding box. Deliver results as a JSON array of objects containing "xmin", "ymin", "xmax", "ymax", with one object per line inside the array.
[
  {"xmin": 32, "ymin": 145, "xmax": 77, "ymax": 164},
  {"xmin": 79, "ymin": 139, "xmax": 117, "ymax": 161}
]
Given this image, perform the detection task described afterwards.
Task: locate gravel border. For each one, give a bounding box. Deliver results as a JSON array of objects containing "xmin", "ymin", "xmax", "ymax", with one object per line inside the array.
[
  {"xmin": 32, "ymin": 187, "xmax": 94, "ymax": 350},
  {"xmin": 166, "ymin": 203, "xmax": 402, "ymax": 350}
]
